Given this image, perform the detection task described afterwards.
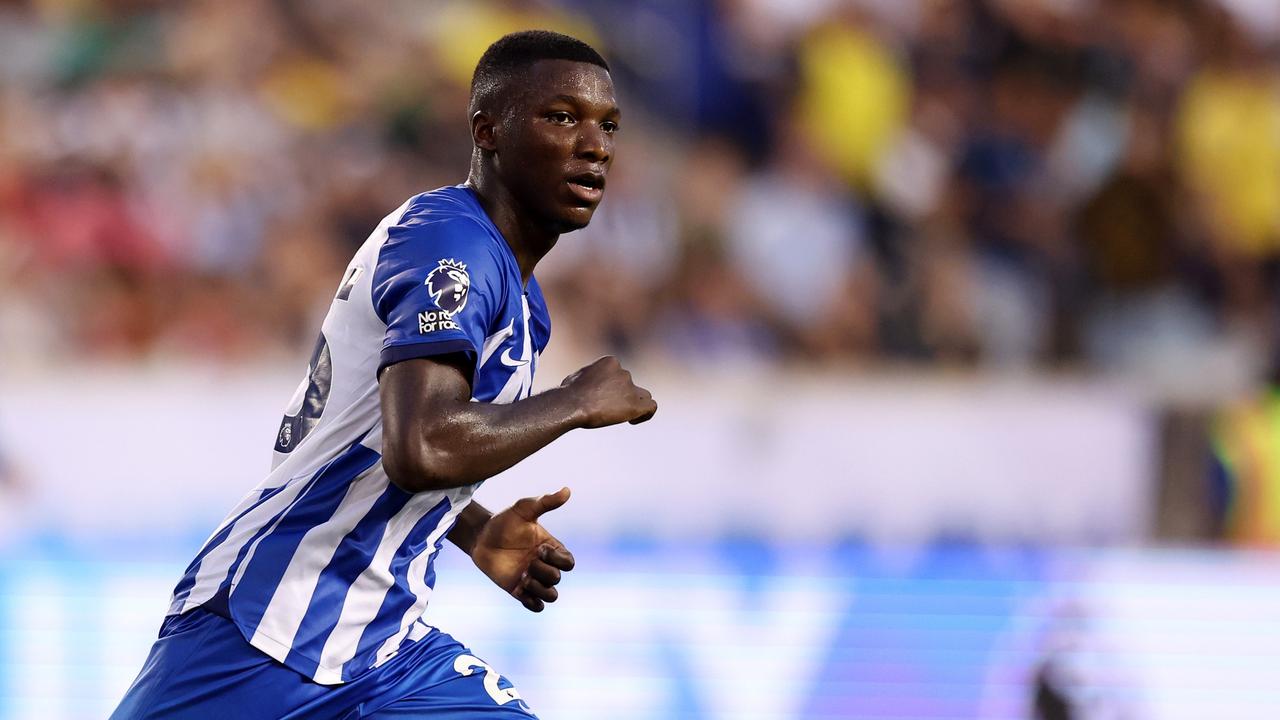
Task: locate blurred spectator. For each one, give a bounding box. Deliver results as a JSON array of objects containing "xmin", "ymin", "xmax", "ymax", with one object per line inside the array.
[
  {"xmin": 658, "ymin": 137, "xmax": 777, "ymax": 364},
  {"xmin": 1210, "ymin": 354, "xmax": 1280, "ymax": 546},
  {"xmin": 794, "ymin": 6, "xmax": 910, "ymax": 189},
  {"xmin": 0, "ymin": 428, "xmax": 30, "ymax": 549},
  {"xmin": 724, "ymin": 113, "xmax": 878, "ymax": 361},
  {"xmin": 1178, "ymin": 7, "xmax": 1280, "ymax": 260},
  {"xmin": 1075, "ymin": 103, "xmax": 1217, "ymax": 374},
  {"xmin": 430, "ymin": 0, "xmax": 599, "ymax": 89},
  {"xmin": 0, "ymin": 0, "xmax": 1275, "ymax": 388}
]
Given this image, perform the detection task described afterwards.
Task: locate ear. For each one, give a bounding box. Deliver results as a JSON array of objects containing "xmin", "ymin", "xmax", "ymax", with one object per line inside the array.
[{"xmin": 471, "ymin": 110, "xmax": 497, "ymax": 152}]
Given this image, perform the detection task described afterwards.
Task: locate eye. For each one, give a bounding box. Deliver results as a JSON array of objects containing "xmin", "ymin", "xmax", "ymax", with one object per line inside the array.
[
  {"xmin": 547, "ymin": 111, "xmax": 575, "ymax": 125},
  {"xmin": 601, "ymin": 120, "xmax": 620, "ymax": 134}
]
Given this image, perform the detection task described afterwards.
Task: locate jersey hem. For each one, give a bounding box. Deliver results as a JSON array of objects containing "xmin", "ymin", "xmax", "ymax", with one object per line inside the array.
[{"xmin": 180, "ymin": 599, "xmax": 361, "ymax": 685}]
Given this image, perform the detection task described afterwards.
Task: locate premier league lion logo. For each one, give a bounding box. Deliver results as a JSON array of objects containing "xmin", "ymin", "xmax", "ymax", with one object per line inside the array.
[{"xmin": 425, "ymin": 258, "xmax": 470, "ymax": 315}]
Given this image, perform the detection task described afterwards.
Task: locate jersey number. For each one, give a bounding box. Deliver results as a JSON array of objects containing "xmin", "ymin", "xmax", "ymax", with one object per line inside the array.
[
  {"xmin": 453, "ymin": 654, "xmax": 524, "ymax": 706},
  {"xmin": 275, "ymin": 334, "xmax": 332, "ymax": 454}
]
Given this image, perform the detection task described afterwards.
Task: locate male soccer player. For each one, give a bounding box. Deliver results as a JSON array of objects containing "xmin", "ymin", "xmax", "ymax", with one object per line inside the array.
[{"xmin": 112, "ymin": 30, "xmax": 655, "ymax": 719}]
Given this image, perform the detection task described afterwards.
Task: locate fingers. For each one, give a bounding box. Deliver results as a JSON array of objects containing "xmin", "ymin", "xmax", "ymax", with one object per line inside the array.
[
  {"xmin": 533, "ymin": 487, "xmax": 571, "ymax": 518},
  {"xmin": 629, "ymin": 401, "xmax": 657, "ymax": 424},
  {"xmin": 528, "ymin": 545, "xmax": 572, "ymax": 587},
  {"xmin": 527, "ymin": 558, "xmax": 562, "ymax": 586},
  {"xmin": 540, "ymin": 543, "xmax": 575, "ymax": 571},
  {"xmin": 564, "ymin": 355, "xmax": 659, "ymax": 429},
  {"xmin": 516, "ymin": 546, "xmax": 573, "ymax": 613},
  {"xmin": 628, "ymin": 390, "xmax": 657, "ymax": 425},
  {"xmin": 522, "ymin": 577, "xmax": 559, "ymax": 605},
  {"xmin": 515, "ymin": 573, "xmax": 558, "ymax": 612},
  {"xmin": 511, "ymin": 486, "xmax": 570, "ymax": 522}
]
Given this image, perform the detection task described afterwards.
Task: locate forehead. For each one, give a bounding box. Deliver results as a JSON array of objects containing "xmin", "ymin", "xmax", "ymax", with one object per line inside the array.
[{"xmin": 513, "ymin": 59, "xmax": 616, "ymax": 109}]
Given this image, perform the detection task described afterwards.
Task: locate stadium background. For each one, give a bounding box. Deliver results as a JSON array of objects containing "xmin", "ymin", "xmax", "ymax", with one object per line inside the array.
[{"xmin": 1, "ymin": 0, "xmax": 1280, "ymax": 717}]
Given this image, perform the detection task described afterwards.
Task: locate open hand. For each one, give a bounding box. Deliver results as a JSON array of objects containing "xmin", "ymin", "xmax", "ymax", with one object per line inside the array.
[{"xmin": 470, "ymin": 487, "xmax": 576, "ymax": 612}]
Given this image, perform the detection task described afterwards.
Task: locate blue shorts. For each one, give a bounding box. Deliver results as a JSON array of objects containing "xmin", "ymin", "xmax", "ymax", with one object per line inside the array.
[{"xmin": 111, "ymin": 609, "xmax": 537, "ymax": 719}]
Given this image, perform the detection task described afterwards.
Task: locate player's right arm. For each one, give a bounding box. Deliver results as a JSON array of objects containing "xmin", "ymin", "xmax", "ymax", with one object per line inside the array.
[
  {"xmin": 372, "ymin": 212, "xmax": 653, "ymax": 493},
  {"xmin": 379, "ymin": 353, "xmax": 654, "ymax": 493}
]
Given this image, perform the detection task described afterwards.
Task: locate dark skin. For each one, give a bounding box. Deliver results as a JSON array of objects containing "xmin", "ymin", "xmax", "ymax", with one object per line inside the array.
[{"xmin": 379, "ymin": 60, "xmax": 655, "ymax": 612}]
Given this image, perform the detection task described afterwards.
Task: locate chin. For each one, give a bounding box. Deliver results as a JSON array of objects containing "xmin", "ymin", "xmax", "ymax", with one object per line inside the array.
[{"xmin": 552, "ymin": 207, "xmax": 597, "ymax": 233}]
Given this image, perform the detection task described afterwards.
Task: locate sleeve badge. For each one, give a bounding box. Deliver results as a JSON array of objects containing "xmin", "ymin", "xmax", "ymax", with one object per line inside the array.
[{"xmin": 419, "ymin": 258, "xmax": 470, "ymax": 334}]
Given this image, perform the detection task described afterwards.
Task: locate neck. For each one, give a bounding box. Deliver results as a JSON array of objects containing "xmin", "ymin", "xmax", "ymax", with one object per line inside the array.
[{"xmin": 465, "ymin": 163, "xmax": 558, "ymax": 284}]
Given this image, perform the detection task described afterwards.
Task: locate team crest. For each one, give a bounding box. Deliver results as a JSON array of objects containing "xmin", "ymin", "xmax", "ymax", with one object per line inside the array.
[{"xmin": 425, "ymin": 258, "xmax": 470, "ymax": 315}]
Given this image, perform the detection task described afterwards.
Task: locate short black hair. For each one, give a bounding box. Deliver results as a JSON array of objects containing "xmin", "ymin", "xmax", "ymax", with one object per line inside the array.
[{"xmin": 469, "ymin": 30, "xmax": 609, "ymax": 115}]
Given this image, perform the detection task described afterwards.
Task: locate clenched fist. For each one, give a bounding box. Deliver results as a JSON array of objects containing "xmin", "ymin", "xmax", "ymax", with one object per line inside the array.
[{"xmin": 560, "ymin": 356, "xmax": 657, "ymax": 428}]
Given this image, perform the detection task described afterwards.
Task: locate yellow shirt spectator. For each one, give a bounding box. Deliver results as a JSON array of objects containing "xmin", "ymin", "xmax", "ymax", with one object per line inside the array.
[
  {"xmin": 1213, "ymin": 388, "xmax": 1280, "ymax": 546},
  {"xmin": 796, "ymin": 20, "xmax": 909, "ymax": 188},
  {"xmin": 1178, "ymin": 69, "xmax": 1280, "ymax": 256},
  {"xmin": 431, "ymin": 1, "xmax": 600, "ymax": 88}
]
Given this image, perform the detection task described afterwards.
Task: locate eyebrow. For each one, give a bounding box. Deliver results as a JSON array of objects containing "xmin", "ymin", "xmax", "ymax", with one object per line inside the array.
[{"xmin": 551, "ymin": 94, "xmax": 621, "ymax": 117}]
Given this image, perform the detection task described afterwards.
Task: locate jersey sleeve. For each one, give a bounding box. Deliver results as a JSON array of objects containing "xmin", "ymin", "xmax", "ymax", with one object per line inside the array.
[{"xmin": 372, "ymin": 217, "xmax": 506, "ymax": 376}]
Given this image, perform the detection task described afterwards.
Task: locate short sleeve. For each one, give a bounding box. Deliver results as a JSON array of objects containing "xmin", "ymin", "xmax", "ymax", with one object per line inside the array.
[{"xmin": 372, "ymin": 217, "xmax": 506, "ymax": 375}]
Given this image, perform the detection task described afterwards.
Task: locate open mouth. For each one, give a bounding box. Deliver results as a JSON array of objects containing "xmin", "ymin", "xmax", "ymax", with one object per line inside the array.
[{"xmin": 566, "ymin": 172, "xmax": 605, "ymax": 204}]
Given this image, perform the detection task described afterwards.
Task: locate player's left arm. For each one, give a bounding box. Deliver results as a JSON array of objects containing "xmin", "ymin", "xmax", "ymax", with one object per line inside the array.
[{"xmin": 447, "ymin": 492, "xmax": 575, "ymax": 612}]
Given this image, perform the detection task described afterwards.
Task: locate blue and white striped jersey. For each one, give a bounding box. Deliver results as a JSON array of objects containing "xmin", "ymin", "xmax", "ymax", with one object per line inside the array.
[{"xmin": 167, "ymin": 185, "xmax": 551, "ymax": 685}]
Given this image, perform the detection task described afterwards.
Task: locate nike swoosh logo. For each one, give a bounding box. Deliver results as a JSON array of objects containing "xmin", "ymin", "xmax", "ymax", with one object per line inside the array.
[{"xmin": 500, "ymin": 347, "xmax": 529, "ymax": 367}]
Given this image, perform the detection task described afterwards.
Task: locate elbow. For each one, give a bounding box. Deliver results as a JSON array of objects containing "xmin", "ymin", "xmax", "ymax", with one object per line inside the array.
[{"xmin": 382, "ymin": 441, "xmax": 470, "ymax": 494}]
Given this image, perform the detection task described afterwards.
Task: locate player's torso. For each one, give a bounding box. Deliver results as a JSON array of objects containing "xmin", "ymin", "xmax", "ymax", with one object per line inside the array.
[
  {"xmin": 169, "ymin": 186, "xmax": 552, "ymax": 684},
  {"xmin": 272, "ymin": 189, "xmax": 550, "ymax": 484}
]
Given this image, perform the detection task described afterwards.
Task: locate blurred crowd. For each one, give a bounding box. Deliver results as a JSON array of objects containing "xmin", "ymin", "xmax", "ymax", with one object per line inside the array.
[{"xmin": 0, "ymin": 0, "xmax": 1278, "ymax": 382}]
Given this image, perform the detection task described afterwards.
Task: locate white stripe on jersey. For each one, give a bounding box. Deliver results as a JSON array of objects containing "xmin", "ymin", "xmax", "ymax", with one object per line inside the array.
[
  {"xmin": 167, "ymin": 486, "xmax": 264, "ymax": 616},
  {"xmin": 407, "ymin": 619, "xmax": 432, "ymax": 642},
  {"xmin": 479, "ymin": 319, "xmax": 516, "ymax": 367},
  {"xmin": 493, "ymin": 296, "xmax": 535, "ymax": 404},
  {"xmin": 174, "ymin": 467, "xmax": 321, "ymax": 615},
  {"xmin": 373, "ymin": 497, "xmax": 469, "ymax": 667},
  {"xmin": 248, "ymin": 462, "xmax": 394, "ymax": 657},
  {"xmin": 312, "ymin": 486, "xmax": 467, "ymax": 681}
]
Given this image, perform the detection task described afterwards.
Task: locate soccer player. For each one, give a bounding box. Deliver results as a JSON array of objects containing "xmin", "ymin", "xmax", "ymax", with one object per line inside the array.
[{"xmin": 112, "ymin": 30, "xmax": 655, "ymax": 719}]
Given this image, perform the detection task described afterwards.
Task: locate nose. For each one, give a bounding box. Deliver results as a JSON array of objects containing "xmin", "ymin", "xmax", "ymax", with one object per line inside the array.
[{"xmin": 575, "ymin": 122, "xmax": 611, "ymax": 164}]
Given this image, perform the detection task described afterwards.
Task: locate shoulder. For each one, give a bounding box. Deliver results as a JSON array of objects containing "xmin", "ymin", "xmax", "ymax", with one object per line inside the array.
[
  {"xmin": 370, "ymin": 187, "xmax": 517, "ymax": 325},
  {"xmin": 395, "ymin": 186, "xmax": 492, "ymax": 233},
  {"xmin": 387, "ymin": 188, "xmax": 504, "ymax": 255},
  {"xmin": 376, "ymin": 187, "xmax": 512, "ymax": 284}
]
